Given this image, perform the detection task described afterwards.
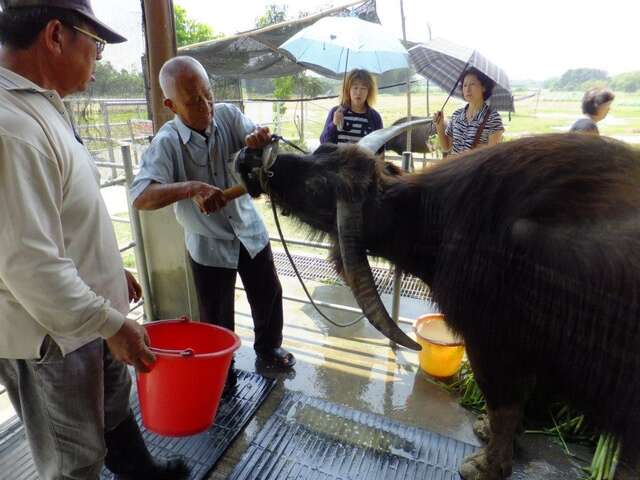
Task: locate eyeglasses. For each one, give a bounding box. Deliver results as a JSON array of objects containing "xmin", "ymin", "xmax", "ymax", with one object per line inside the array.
[{"xmin": 72, "ymin": 25, "xmax": 106, "ymax": 56}]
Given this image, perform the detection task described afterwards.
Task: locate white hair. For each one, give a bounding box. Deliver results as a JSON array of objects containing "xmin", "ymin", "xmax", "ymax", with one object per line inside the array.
[{"xmin": 158, "ymin": 56, "xmax": 209, "ymax": 99}]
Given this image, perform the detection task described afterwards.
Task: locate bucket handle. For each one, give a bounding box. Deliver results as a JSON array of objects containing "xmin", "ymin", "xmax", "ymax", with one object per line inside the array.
[
  {"xmin": 146, "ymin": 316, "xmax": 196, "ymax": 356},
  {"xmin": 149, "ymin": 347, "xmax": 195, "ymax": 357}
]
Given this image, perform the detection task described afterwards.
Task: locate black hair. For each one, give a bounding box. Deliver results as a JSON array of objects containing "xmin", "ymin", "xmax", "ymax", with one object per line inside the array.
[
  {"xmin": 0, "ymin": 6, "xmax": 84, "ymax": 49},
  {"xmin": 581, "ymin": 87, "xmax": 615, "ymax": 116},
  {"xmin": 462, "ymin": 67, "xmax": 495, "ymax": 101}
]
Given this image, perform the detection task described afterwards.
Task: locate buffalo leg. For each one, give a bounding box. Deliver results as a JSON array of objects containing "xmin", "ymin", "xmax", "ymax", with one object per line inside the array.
[
  {"xmin": 459, "ymin": 345, "xmax": 530, "ymax": 480},
  {"xmin": 473, "ymin": 414, "xmax": 491, "ymax": 443}
]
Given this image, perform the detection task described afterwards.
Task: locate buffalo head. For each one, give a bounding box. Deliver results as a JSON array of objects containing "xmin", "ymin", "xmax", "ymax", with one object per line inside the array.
[{"xmin": 233, "ymin": 120, "xmax": 435, "ymax": 351}]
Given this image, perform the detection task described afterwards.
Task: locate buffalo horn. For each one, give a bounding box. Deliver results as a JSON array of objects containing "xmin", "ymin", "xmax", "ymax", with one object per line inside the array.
[
  {"xmin": 336, "ymin": 200, "xmax": 422, "ymax": 351},
  {"xmin": 357, "ymin": 118, "xmax": 434, "ymax": 154}
]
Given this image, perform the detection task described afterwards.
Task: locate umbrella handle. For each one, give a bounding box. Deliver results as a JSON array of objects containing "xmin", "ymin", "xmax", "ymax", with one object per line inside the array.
[
  {"xmin": 439, "ymin": 59, "xmax": 471, "ymax": 114},
  {"xmin": 342, "ymin": 49, "xmax": 350, "ymax": 84}
]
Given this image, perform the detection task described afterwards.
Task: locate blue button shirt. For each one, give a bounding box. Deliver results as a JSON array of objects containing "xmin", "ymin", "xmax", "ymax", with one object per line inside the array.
[{"xmin": 130, "ymin": 103, "xmax": 269, "ymax": 268}]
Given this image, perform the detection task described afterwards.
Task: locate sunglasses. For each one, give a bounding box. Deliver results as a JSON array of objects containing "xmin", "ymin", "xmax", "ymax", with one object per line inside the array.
[{"xmin": 72, "ymin": 25, "xmax": 106, "ymax": 56}]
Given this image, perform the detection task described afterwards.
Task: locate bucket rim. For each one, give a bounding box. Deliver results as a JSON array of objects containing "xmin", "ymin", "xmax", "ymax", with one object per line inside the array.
[
  {"xmin": 413, "ymin": 314, "xmax": 464, "ymax": 347},
  {"xmin": 143, "ymin": 318, "xmax": 241, "ymax": 358}
]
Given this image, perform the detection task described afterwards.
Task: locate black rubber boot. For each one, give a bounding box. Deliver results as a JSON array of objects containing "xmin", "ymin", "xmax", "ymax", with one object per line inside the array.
[
  {"xmin": 222, "ymin": 359, "xmax": 238, "ymax": 399},
  {"xmin": 104, "ymin": 411, "xmax": 190, "ymax": 480}
]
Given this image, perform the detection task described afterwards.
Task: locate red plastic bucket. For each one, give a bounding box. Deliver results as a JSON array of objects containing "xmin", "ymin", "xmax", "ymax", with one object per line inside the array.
[{"xmin": 136, "ymin": 317, "xmax": 241, "ymax": 436}]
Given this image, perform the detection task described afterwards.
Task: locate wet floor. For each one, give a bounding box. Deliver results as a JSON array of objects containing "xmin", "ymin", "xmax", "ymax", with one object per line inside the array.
[
  {"xmin": 205, "ymin": 275, "xmax": 472, "ymax": 478},
  {"xmin": 207, "ymin": 275, "xmax": 614, "ymax": 479}
]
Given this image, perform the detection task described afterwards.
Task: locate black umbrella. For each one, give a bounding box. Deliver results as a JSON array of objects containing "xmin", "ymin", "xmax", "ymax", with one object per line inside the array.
[{"xmin": 409, "ymin": 37, "xmax": 514, "ymax": 112}]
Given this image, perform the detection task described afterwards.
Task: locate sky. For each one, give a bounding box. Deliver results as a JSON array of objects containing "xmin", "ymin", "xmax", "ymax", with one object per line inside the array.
[{"xmin": 94, "ymin": 0, "xmax": 640, "ymax": 81}]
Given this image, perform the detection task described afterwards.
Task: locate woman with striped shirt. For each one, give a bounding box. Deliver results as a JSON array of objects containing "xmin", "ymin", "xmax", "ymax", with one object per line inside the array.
[
  {"xmin": 433, "ymin": 67, "xmax": 504, "ymax": 156},
  {"xmin": 320, "ymin": 69, "xmax": 383, "ymax": 146}
]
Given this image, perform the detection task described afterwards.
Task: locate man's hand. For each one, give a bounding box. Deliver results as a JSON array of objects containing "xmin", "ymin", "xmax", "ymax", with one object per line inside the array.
[
  {"xmin": 245, "ymin": 126, "xmax": 271, "ymax": 149},
  {"xmin": 125, "ymin": 270, "xmax": 142, "ymax": 303},
  {"xmin": 188, "ymin": 181, "xmax": 227, "ymax": 214},
  {"xmin": 106, "ymin": 318, "xmax": 156, "ymax": 373}
]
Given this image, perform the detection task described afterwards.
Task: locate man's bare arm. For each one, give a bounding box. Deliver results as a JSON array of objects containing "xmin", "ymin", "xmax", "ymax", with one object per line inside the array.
[{"xmin": 133, "ymin": 181, "xmax": 216, "ymax": 211}]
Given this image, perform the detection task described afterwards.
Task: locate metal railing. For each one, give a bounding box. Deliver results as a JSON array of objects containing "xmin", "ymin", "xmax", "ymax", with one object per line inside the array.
[
  {"xmin": 120, "ymin": 145, "xmax": 153, "ymax": 322},
  {"xmin": 91, "ymin": 143, "xmax": 151, "ymax": 320}
]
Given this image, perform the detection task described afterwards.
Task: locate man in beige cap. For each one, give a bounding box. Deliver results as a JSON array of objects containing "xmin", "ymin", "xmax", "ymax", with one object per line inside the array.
[{"xmin": 0, "ymin": 1, "xmax": 188, "ymax": 478}]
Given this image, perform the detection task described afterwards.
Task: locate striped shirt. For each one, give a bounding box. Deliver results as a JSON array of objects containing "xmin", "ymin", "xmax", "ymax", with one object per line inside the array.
[
  {"xmin": 338, "ymin": 109, "xmax": 375, "ymax": 143},
  {"xmin": 319, "ymin": 106, "xmax": 383, "ymax": 145},
  {"xmin": 445, "ymin": 103, "xmax": 504, "ymax": 154}
]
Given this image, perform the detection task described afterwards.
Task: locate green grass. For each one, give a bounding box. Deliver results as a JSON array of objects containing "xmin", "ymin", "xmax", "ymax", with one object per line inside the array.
[
  {"xmin": 293, "ymin": 90, "xmax": 640, "ymax": 144},
  {"xmin": 74, "ymin": 90, "xmax": 640, "ymax": 152}
]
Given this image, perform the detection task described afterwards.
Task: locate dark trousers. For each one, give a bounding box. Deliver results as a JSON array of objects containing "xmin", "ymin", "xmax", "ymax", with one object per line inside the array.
[
  {"xmin": 189, "ymin": 243, "xmax": 283, "ymax": 353},
  {"xmin": 0, "ymin": 338, "xmax": 131, "ymax": 479}
]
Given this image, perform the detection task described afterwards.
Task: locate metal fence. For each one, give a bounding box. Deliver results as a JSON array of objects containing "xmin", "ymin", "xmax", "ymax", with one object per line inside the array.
[{"xmin": 65, "ymin": 98, "xmax": 152, "ymax": 180}]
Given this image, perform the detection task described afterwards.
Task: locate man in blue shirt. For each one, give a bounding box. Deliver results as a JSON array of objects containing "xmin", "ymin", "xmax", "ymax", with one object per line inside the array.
[{"xmin": 130, "ymin": 57, "xmax": 295, "ymax": 389}]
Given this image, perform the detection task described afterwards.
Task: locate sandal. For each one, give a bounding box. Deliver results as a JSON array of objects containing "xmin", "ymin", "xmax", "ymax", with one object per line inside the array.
[{"xmin": 256, "ymin": 347, "xmax": 296, "ymax": 369}]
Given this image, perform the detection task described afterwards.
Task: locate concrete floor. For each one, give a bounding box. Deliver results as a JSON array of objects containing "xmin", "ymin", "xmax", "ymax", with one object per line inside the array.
[{"xmin": 206, "ymin": 275, "xmax": 601, "ymax": 480}]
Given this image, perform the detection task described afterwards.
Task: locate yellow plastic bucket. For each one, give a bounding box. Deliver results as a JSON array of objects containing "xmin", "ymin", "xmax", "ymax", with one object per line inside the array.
[{"xmin": 414, "ymin": 314, "xmax": 464, "ymax": 378}]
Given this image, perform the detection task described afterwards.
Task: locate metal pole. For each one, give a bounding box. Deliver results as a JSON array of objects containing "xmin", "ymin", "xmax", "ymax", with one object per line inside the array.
[
  {"xmin": 426, "ymin": 23, "xmax": 432, "ymax": 117},
  {"xmin": 101, "ymin": 101, "xmax": 117, "ymax": 180},
  {"xmin": 400, "ymin": 0, "xmax": 413, "ymax": 154},
  {"xmin": 121, "ymin": 144, "xmax": 154, "ymax": 321},
  {"xmin": 424, "ymin": 23, "xmax": 432, "ymax": 169},
  {"xmin": 299, "ymin": 75, "xmax": 305, "ymax": 142},
  {"xmin": 391, "ymin": 151, "xmax": 413, "ymax": 324}
]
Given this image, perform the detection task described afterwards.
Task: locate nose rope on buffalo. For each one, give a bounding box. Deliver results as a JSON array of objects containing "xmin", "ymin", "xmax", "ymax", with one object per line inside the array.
[
  {"xmin": 270, "ymin": 200, "xmax": 365, "ymax": 328},
  {"xmin": 261, "ymin": 136, "xmax": 366, "ymax": 329},
  {"xmin": 271, "ymin": 134, "xmax": 308, "ymax": 154}
]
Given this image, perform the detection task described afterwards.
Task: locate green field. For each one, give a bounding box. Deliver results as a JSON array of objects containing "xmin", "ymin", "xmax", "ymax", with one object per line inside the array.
[
  {"xmin": 75, "ymin": 90, "xmax": 640, "ymax": 156},
  {"xmin": 268, "ymin": 89, "xmax": 640, "ymax": 147}
]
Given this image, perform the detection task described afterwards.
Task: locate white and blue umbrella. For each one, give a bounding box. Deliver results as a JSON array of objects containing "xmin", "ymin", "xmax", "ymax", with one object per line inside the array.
[{"xmin": 278, "ymin": 16, "xmax": 409, "ymax": 77}]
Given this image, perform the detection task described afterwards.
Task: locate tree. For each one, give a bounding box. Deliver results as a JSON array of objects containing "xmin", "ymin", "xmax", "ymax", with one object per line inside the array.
[
  {"xmin": 89, "ymin": 62, "xmax": 144, "ymax": 97},
  {"xmin": 555, "ymin": 68, "xmax": 608, "ymax": 91},
  {"xmin": 174, "ymin": 5, "xmax": 218, "ymax": 47},
  {"xmin": 255, "ymin": 4, "xmax": 288, "ymax": 29},
  {"xmin": 253, "ymin": 4, "xmax": 334, "ymax": 137},
  {"xmin": 254, "ymin": 5, "xmax": 291, "ymax": 129},
  {"xmin": 610, "ymin": 71, "xmax": 640, "ymax": 93}
]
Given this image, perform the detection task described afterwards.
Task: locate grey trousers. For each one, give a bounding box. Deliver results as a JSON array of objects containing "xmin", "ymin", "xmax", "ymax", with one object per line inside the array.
[{"xmin": 0, "ymin": 337, "xmax": 132, "ymax": 480}]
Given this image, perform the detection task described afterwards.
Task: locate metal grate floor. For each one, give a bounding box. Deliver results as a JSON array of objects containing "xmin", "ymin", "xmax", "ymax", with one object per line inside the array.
[
  {"xmin": 272, "ymin": 251, "xmax": 432, "ymax": 301},
  {"xmin": 0, "ymin": 371, "xmax": 275, "ymax": 480},
  {"xmin": 229, "ymin": 392, "xmax": 478, "ymax": 480}
]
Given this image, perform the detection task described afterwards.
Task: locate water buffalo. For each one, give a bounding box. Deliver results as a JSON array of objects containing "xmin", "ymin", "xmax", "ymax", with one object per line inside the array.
[
  {"xmin": 383, "ymin": 115, "xmax": 436, "ymax": 155},
  {"xmin": 233, "ymin": 128, "xmax": 640, "ymax": 479}
]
